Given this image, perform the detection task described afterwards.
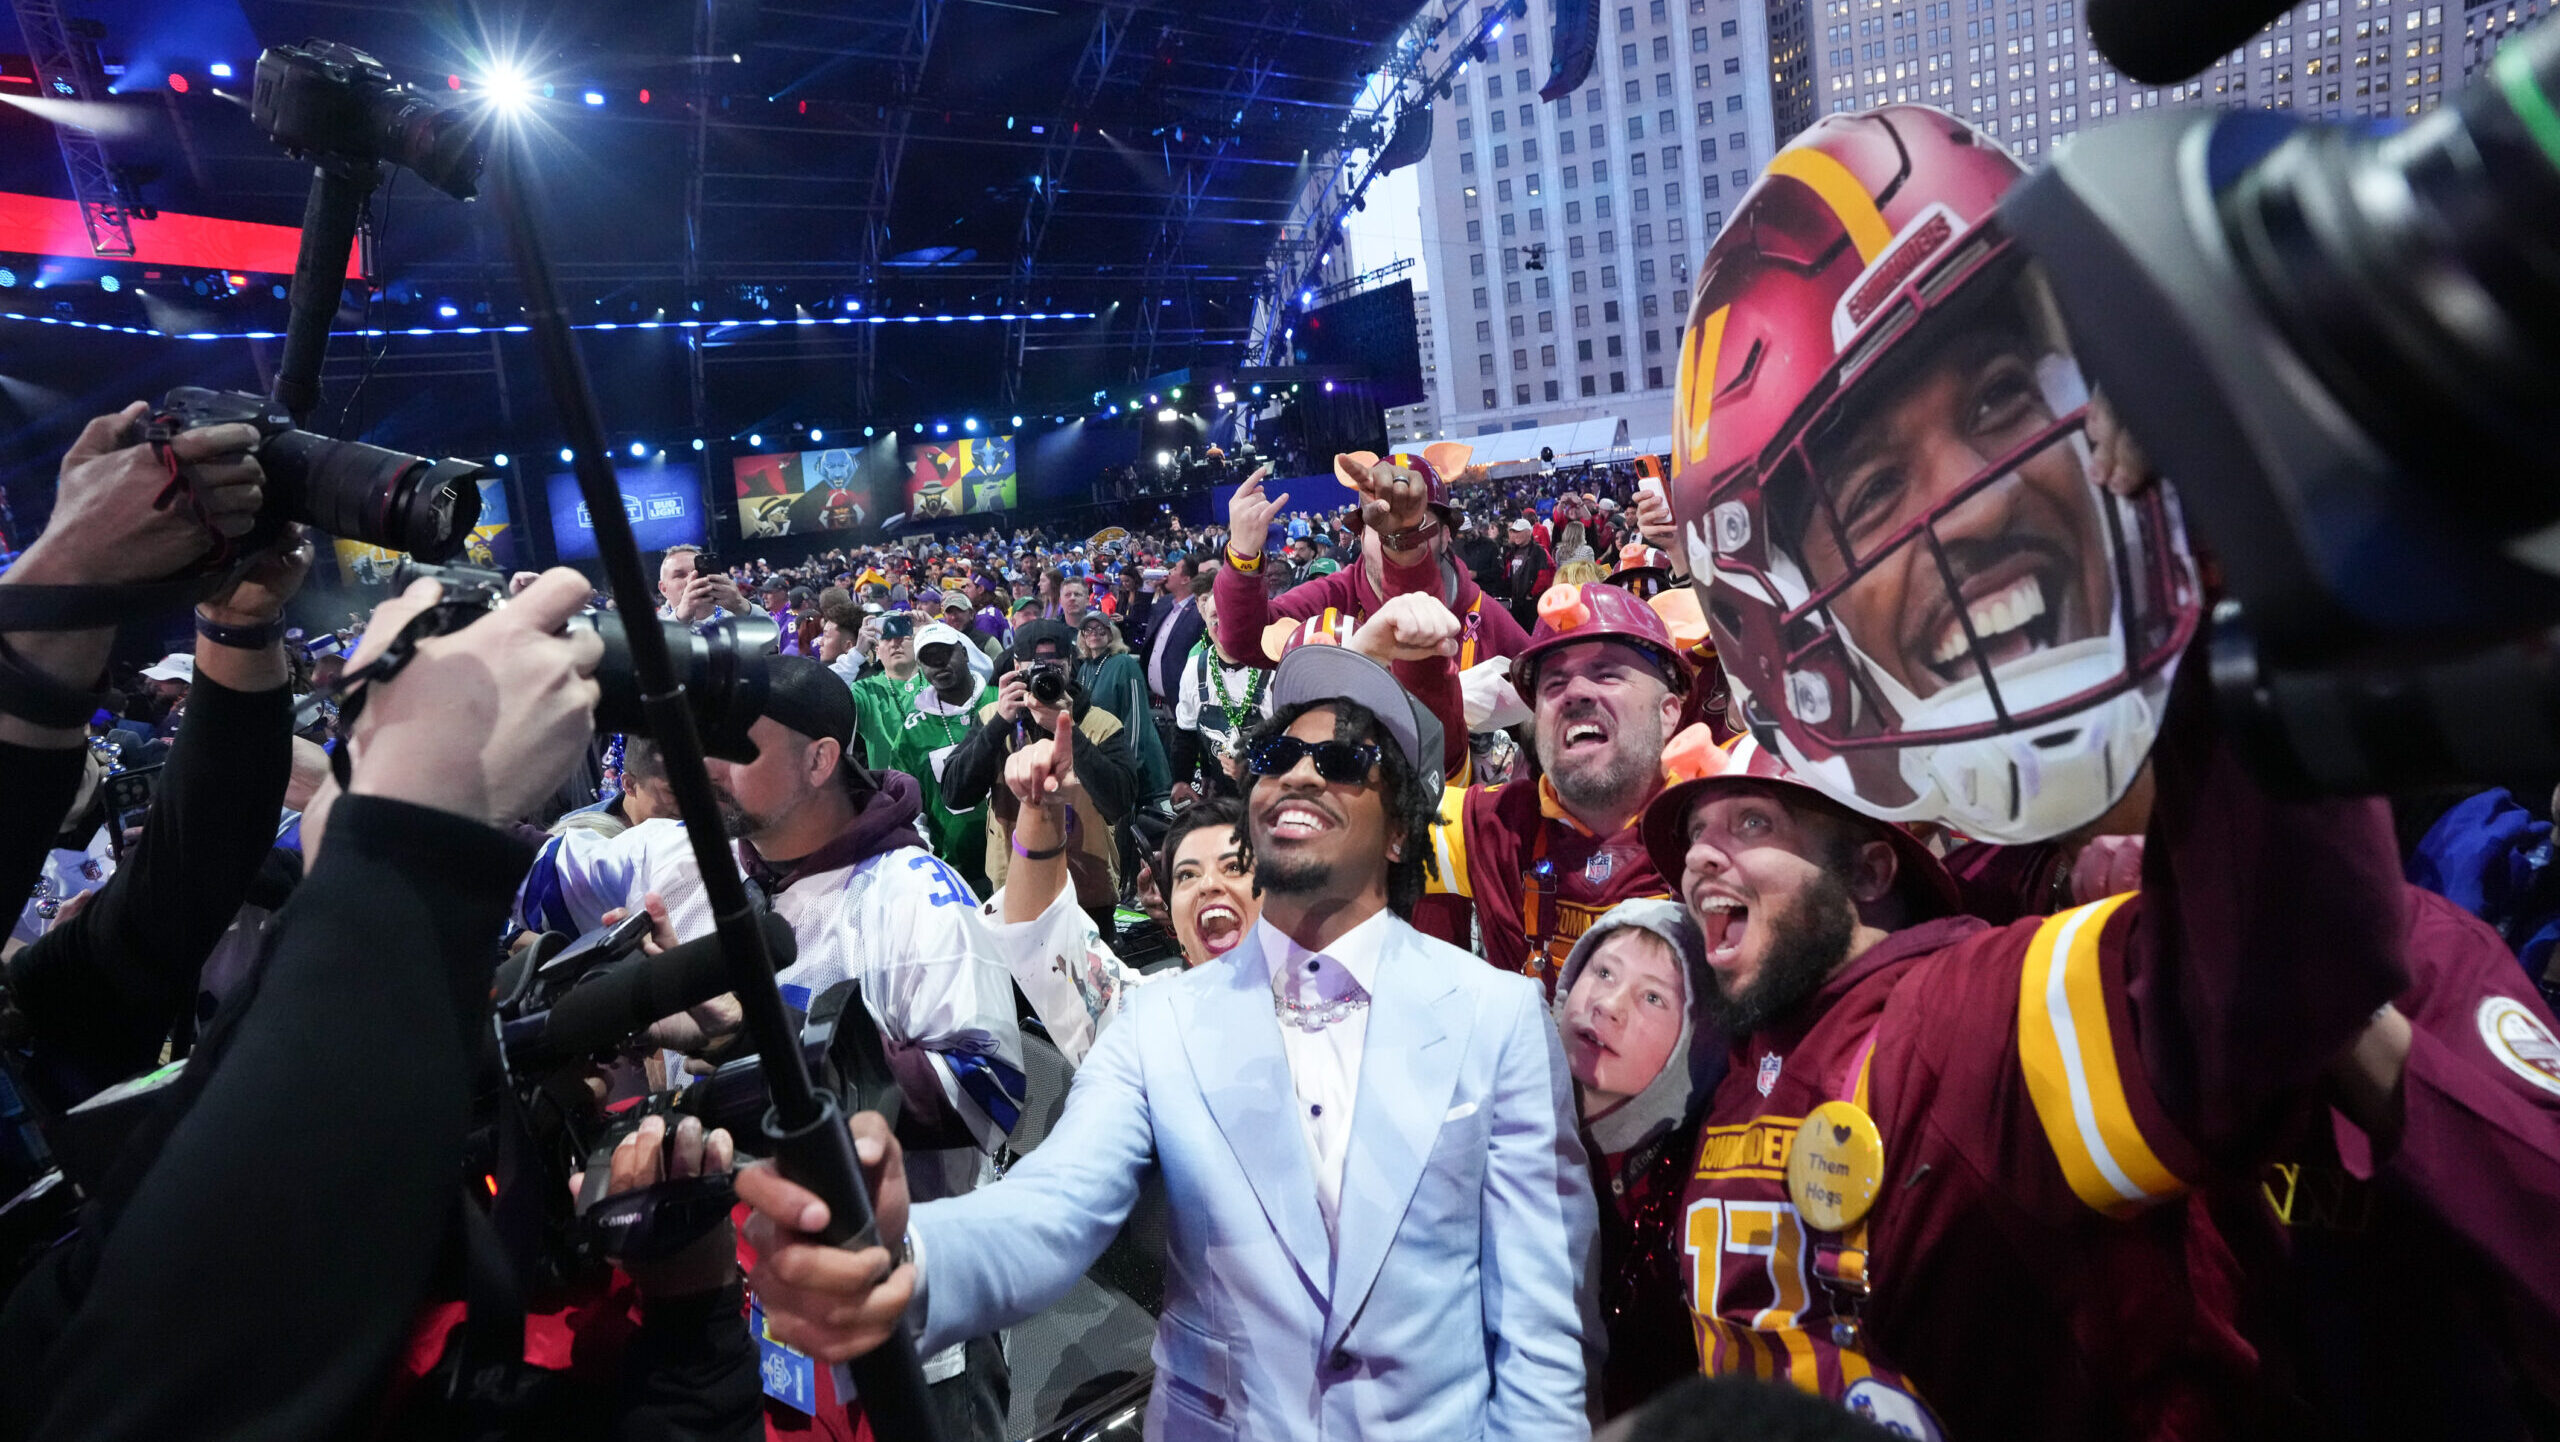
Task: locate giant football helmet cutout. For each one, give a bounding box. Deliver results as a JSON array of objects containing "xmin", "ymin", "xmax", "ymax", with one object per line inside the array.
[{"xmin": 1670, "ymin": 106, "xmax": 2200, "ymax": 843}]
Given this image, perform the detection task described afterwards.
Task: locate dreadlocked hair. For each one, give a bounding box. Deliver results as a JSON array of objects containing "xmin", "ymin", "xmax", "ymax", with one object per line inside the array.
[{"xmin": 1242, "ymin": 697, "xmax": 1441, "ymax": 919}]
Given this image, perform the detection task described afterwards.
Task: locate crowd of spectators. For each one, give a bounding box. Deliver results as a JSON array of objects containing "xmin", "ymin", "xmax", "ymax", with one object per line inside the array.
[{"xmin": 0, "ymin": 325, "xmax": 2554, "ymax": 1442}]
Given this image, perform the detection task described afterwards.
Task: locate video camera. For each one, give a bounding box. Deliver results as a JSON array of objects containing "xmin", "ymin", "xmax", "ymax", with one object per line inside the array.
[
  {"xmin": 373, "ymin": 560, "xmax": 777, "ymax": 762},
  {"xmin": 2005, "ymin": 11, "xmax": 2560, "ymax": 796},
  {"xmin": 480, "ymin": 909, "xmax": 902, "ymax": 1281}
]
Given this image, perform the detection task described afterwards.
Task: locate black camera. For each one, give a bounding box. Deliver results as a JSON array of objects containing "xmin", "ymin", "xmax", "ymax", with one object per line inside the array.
[
  {"xmin": 389, "ymin": 561, "xmax": 775, "ymax": 761},
  {"xmin": 2005, "ymin": 20, "xmax": 2560, "ymax": 796},
  {"xmin": 1026, "ymin": 662, "xmax": 1072, "ymax": 708},
  {"xmin": 158, "ymin": 387, "xmax": 484, "ymax": 561},
  {"xmin": 251, "ymin": 41, "xmax": 480, "ymax": 202}
]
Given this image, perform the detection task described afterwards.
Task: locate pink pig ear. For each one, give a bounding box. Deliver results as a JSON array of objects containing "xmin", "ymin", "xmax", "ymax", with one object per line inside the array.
[
  {"xmin": 1332, "ymin": 451, "xmax": 1379, "ymax": 491},
  {"xmin": 1422, "ymin": 441, "xmax": 1471, "ymax": 477}
]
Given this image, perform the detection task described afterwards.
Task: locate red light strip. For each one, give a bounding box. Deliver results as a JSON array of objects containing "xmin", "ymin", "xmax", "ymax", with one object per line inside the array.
[{"xmin": 0, "ymin": 192, "xmax": 362, "ymax": 278}]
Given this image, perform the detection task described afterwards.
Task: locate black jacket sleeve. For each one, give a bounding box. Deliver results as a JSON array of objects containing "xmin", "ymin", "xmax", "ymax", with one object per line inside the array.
[
  {"xmin": 6, "ymin": 675, "xmax": 294, "ymax": 1110},
  {"xmin": 0, "ymin": 743, "xmax": 87, "ymax": 928},
  {"xmin": 15, "ymin": 798, "xmax": 534, "ymax": 1442},
  {"xmin": 611, "ymin": 1280, "xmax": 762, "ymax": 1442},
  {"xmin": 1075, "ymin": 716, "xmax": 1140, "ymax": 827},
  {"xmin": 939, "ymin": 709, "xmax": 1012, "ymax": 811}
]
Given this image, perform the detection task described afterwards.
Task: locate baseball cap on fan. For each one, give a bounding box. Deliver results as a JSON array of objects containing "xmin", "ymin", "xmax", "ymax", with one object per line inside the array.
[
  {"xmin": 759, "ymin": 655, "xmax": 857, "ymax": 755},
  {"xmin": 1268, "ymin": 644, "xmax": 1445, "ymax": 792},
  {"xmin": 141, "ymin": 654, "xmax": 195, "ymax": 684}
]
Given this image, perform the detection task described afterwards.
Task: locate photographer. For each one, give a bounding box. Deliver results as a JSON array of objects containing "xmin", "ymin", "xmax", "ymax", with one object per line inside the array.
[
  {"xmin": 5, "ymin": 524, "xmax": 312, "ymax": 1114},
  {"xmin": 0, "ymin": 404, "xmax": 267, "ymax": 912},
  {"xmin": 654, "ymin": 545, "xmax": 763, "ymax": 627},
  {"xmin": 941, "ymin": 621, "xmax": 1141, "ymax": 930},
  {"xmin": 1, "ymin": 570, "xmax": 614, "ymax": 1441},
  {"xmin": 512, "ymin": 656, "xmax": 1024, "ymax": 1434}
]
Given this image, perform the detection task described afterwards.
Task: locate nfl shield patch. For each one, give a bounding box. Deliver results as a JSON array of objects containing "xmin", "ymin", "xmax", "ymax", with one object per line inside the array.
[
  {"xmin": 1757, "ymin": 1052, "xmax": 1782, "ymax": 1097},
  {"xmin": 1583, "ymin": 849, "xmax": 1615, "ymax": 885}
]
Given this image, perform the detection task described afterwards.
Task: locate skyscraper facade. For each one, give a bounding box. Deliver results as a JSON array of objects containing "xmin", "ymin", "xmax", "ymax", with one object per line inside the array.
[
  {"xmin": 1413, "ymin": 0, "xmax": 1783, "ymax": 440},
  {"xmin": 1795, "ymin": 0, "xmax": 2546, "ymax": 160}
]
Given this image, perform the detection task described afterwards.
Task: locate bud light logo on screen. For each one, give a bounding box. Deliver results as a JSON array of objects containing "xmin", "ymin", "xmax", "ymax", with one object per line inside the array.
[{"xmin": 547, "ymin": 461, "xmax": 705, "ymax": 562}]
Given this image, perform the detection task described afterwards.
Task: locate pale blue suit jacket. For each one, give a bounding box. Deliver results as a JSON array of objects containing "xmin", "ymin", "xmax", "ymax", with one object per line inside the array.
[{"xmin": 910, "ymin": 915, "xmax": 1597, "ymax": 1439}]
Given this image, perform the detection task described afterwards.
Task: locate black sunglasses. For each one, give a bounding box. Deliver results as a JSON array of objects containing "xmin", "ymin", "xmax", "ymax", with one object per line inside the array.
[{"xmin": 1247, "ymin": 736, "xmax": 1381, "ymax": 785}]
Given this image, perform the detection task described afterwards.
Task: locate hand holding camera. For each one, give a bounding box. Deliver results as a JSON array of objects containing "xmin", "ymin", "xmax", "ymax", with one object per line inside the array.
[
  {"xmin": 13, "ymin": 403, "xmax": 266, "ymax": 589},
  {"xmin": 992, "ymin": 665, "xmax": 1031, "ymax": 723},
  {"xmin": 577, "ymin": 1113, "xmax": 739, "ymax": 1302},
  {"xmin": 198, "ymin": 525, "xmax": 317, "ymax": 632},
  {"xmin": 338, "ymin": 568, "xmax": 606, "ymax": 827}
]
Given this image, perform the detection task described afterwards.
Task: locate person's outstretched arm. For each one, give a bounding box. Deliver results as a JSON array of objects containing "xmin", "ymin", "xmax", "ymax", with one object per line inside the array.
[
  {"xmin": 21, "ymin": 571, "xmax": 602, "ymax": 1442},
  {"xmin": 7, "ymin": 536, "xmax": 311, "ymax": 1108},
  {"xmin": 0, "ymin": 404, "xmax": 269, "ymax": 903}
]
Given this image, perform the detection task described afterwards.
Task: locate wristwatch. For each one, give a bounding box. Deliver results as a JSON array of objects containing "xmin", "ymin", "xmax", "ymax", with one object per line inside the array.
[
  {"xmin": 1377, "ymin": 515, "xmax": 1441, "ymax": 552},
  {"xmin": 195, "ymin": 613, "xmax": 285, "ymax": 650}
]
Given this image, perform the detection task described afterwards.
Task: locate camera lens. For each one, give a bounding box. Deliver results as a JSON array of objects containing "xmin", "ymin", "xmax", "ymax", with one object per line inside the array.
[
  {"xmin": 582, "ymin": 613, "xmax": 774, "ymax": 763},
  {"xmin": 258, "ymin": 430, "xmax": 483, "ymax": 560},
  {"xmin": 368, "ymin": 90, "xmax": 480, "ymax": 201},
  {"xmin": 1029, "ymin": 666, "xmax": 1070, "ymax": 707},
  {"xmin": 2218, "ymin": 43, "xmax": 2560, "ymax": 536}
]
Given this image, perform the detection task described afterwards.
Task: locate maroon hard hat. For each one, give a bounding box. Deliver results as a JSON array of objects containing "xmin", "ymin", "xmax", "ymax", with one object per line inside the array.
[
  {"xmin": 1511, "ymin": 581, "xmax": 1691, "ymax": 695},
  {"xmin": 1639, "ymin": 727, "xmax": 1962, "ymax": 922}
]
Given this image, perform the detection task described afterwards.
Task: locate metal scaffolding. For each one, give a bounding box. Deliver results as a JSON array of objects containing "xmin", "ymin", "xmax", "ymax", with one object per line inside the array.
[{"xmin": 12, "ymin": 0, "xmax": 137, "ymax": 257}]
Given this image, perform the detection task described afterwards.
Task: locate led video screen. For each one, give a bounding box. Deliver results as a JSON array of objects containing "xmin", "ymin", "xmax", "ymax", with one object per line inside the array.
[
  {"xmin": 545, "ymin": 460, "xmax": 707, "ymax": 562},
  {"xmin": 733, "ymin": 448, "xmax": 888, "ymax": 539},
  {"xmin": 904, "ymin": 434, "xmax": 1017, "ymax": 519}
]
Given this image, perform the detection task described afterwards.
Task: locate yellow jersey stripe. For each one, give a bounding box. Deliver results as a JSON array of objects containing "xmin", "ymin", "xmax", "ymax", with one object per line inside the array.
[
  {"xmin": 1426, "ymin": 782, "xmax": 1473, "ymax": 898},
  {"xmin": 1775, "ymin": 1325, "xmax": 1819, "ymax": 1393},
  {"xmin": 2018, "ymin": 892, "xmax": 2187, "ymax": 1215}
]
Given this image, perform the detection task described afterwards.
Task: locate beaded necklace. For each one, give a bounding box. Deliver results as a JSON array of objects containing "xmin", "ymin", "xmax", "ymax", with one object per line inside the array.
[{"xmin": 1194, "ymin": 639, "xmax": 1267, "ymax": 729}]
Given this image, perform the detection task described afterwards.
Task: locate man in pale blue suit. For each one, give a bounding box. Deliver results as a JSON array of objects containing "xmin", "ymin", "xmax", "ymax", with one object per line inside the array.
[{"xmin": 741, "ymin": 644, "xmax": 1598, "ymax": 1439}]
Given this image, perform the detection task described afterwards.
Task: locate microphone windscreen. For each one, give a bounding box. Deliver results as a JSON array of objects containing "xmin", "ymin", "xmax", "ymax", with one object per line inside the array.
[{"xmin": 507, "ymin": 911, "xmax": 796, "ymax": 1070}]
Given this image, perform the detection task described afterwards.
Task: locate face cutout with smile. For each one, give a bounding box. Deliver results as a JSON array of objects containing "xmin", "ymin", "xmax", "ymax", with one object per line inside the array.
[{"xmin": 1786, "ymin": 321, "xmax": 2112, "ymax": 708}]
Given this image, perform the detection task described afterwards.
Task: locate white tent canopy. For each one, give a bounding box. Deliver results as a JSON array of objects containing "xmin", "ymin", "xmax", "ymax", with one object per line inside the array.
[{"xmin": 1462, "ymin": 417, "xmax": 1628, "ymax": 474}]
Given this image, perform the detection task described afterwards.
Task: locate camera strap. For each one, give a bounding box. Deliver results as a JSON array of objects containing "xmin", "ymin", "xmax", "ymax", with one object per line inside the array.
[
  {"xmin": 0, "ymin": 576, "xmax": 223, "ymax": 632},
  {"xmin": 0, "ymin": 629, "xmax": 111, "ymax": 729},
  {"xmin": 322, "ymin": 600, "xmax": 480, "ymax": 789},
  {"xmin": 142, "ymin": 414, "xmax": 239, "ymax": 571}
]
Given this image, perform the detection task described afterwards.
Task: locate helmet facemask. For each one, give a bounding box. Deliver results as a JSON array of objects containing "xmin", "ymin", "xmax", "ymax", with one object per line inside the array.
[{"xmin": 1714, "ymin": 236, "xmax": 2200, "ymax": 842}]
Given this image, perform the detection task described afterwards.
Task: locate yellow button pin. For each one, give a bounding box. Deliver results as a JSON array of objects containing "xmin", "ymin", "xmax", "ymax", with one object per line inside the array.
[{"xmin": 1788, "ymin": 1100, "xmax": 1885, "ymax": 1234}]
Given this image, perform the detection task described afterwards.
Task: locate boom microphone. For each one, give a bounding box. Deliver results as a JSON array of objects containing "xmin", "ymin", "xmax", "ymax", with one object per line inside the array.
[
  {"xmin": 2086, "ymin": 0, "xmax": 2293, "ymax": 84},
  {"xmin": 500, "ymin": 912, "xmax": 797, "ymax": 1071}
]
